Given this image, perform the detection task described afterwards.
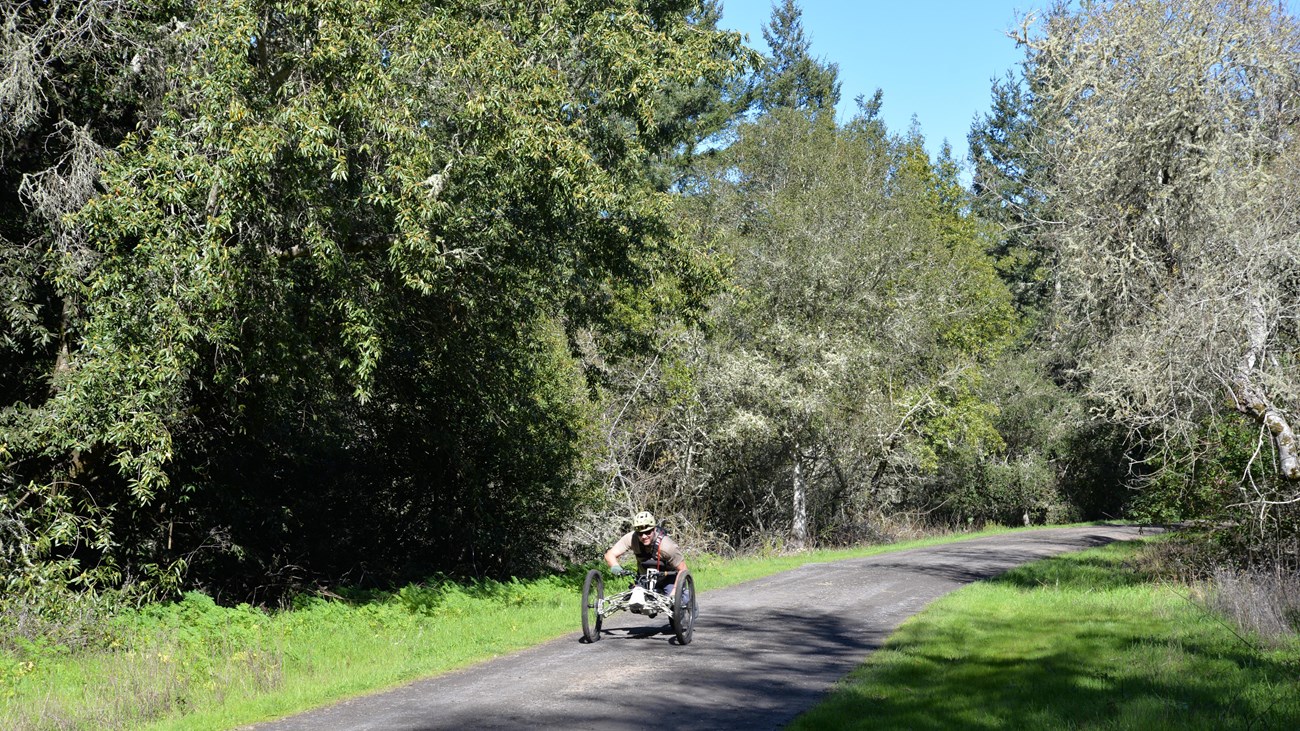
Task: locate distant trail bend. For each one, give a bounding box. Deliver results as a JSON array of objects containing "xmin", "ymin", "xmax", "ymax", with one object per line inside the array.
[{"xmin": 249, "ymin": 525, "xmax": 1157, "ymax": 731}]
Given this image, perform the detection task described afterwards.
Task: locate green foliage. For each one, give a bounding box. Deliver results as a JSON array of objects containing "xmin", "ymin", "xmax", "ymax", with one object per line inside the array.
[
  {"xmin": 751, "ymin": 0, "xmax": 841, "ymax": 115},
  {"xmin": 917, "ymin": 348, "xmax": 1132, "ymax": 526},
  {"xmin": 938, "ymin": 455, "xmax": 1064, "ymax": 527},
  {"xmin": 0, "ymin": 0, "xmax": 748, "ymax": 607},
  {"xmin": 666, "ymin": 103, "xmax": 1020, "ymax": 545},
  {"xmin": 1128, "ymin": 417, "xmax": 1261, "ymax": 525},
  {"xmin": 1126, "ymin": 415, "xmax": 1300, "ymax": 573}
]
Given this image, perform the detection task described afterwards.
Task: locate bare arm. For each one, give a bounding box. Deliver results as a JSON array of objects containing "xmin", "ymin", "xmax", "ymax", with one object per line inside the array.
[{"xmin": 604, "ymin": 533, "xmax": 633, "ymax": 568}]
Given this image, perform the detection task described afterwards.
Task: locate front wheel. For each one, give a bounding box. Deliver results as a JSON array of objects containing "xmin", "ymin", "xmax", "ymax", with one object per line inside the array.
[
  {"xmin": 581, "ymin": 569, "xmax": 604, "ymax": 642},
  {"xmin": 671, "ymin": 572, "xmax": 696, "ymax": 645}
]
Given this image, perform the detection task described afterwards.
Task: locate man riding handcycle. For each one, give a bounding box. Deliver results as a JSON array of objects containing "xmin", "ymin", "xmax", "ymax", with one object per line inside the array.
[{"xmin": 580, "ymin": 511, "xmax": 698, "ymax": 644}]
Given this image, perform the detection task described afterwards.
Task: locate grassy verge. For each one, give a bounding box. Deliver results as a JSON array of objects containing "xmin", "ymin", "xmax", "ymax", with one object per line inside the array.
[
  {"xmin": 790, "ymin": 539, "xmax": 1300, "ymax": 730},
  {"xmin": 1, "ymin": 524, "xmax": 1033, "ymax": 730}
]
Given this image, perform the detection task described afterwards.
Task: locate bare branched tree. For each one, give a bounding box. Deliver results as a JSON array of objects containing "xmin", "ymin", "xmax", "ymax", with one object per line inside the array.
[{"xmin": 1027, "ymin": 0, "xmax": 1300, "ymax": 516}]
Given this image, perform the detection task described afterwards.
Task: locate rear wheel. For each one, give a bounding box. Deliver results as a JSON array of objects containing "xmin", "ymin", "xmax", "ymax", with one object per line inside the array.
[
  {"xmin": 581, "ymin": 569, "xmax": 604, "ymax": 642},
  {"xmin": 671, "ymin": 572, "xmax": 696, "ymax": 645}
]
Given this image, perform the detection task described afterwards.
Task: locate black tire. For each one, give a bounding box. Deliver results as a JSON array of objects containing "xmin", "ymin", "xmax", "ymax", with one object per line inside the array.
[
  {"xmin": 671, "ymin": 572, "xmax": 696, "ymax": 645},
  {"xmin": 581, "ymin": 569, "xmax": 604, "ymax": 642}
]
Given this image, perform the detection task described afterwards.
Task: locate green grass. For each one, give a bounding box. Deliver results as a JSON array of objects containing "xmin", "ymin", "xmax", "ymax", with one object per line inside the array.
[
  {"xmin": 2, "ymin": 524, "xmax": 1038, "ymax": 730},
  {"xmin": 790, "ymin": 540, "xmax": 1300, "ymax": 731}
]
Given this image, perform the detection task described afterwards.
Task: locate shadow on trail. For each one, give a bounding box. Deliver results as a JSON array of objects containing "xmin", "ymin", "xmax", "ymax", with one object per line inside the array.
[
  {"xmin": 860, "ymin": 531, "xmax": 1134, "ymax": 585},
  {"xmin": 255, "ymin": 526, "xmax": 1174, "ymax": 731},
  {"xmin": 597, "ymin": 622, "xmax": 669, "ymax": 641},
  {"xmin": 404, "ymin": 604, "xmax": 893, "ymax": 731}
]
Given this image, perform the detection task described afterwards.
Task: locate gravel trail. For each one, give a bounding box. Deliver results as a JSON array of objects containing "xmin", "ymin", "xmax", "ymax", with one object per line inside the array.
[{"xmin": 249, "ymin": 525, "xmax": 1156, "ymax": 731}]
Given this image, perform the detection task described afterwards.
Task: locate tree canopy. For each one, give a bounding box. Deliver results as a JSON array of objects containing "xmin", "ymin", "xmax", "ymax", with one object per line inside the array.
[
  {"xmin": 1, "ymin": 0, "xmax": 746, "ymax": 602},
  {"xmin": 1025, "ymin": 0, "xmax": 1300, "ymax": 533},
  {"xmin": 752, "ymin": 0, "xmax": 841, "ymax": 115},
  {"xmin": 4, "ymin": 0, "xmax": 1296, "ymax": 618}
]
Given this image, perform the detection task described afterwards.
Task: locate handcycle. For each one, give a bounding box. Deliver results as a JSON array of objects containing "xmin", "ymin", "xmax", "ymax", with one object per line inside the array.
[{"xmin": 581, "ymin": 559, "xmax": 697, "ymax": 645}]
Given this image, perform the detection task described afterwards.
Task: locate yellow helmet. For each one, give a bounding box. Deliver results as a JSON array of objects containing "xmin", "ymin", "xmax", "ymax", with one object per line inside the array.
[{"xmin": 632, "ymin": 511, "xmax": 656, "ymax": 532}]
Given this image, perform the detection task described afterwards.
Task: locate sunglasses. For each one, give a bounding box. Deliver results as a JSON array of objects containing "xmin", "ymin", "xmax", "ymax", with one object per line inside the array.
[{"xmin": 635, "ymin": 528, "xmax": 654, "ymax": 536}]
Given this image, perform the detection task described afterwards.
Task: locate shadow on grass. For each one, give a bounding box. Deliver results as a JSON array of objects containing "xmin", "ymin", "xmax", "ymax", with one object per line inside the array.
[
  {"xmin": 992, "ymin": 553, "xmax": 1153, "ymax": 591},
  {"xmin": 801, "ymin": 634, "xmax": 1299, "ymax": 730},
  {"xmin": 791, "ymin": 543, "xmax": 1300, "ymax": 731}
]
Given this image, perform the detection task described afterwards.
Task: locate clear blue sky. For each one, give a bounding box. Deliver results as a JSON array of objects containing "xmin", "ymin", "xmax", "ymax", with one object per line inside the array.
[{"xmin": 718, "ymin": 1, "xmax": 1049, "ymax": 164}]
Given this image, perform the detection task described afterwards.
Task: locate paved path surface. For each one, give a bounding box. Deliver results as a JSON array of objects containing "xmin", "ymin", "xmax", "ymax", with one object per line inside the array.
[{"xmin": 249, "ymin": 525, "xmax": 1157, "ymax": 731}]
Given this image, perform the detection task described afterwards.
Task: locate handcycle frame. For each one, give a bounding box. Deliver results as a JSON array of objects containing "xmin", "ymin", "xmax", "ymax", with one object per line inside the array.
[{"xmin": 581, "ymin": 559, "xmax": 697, "ymax": 645}]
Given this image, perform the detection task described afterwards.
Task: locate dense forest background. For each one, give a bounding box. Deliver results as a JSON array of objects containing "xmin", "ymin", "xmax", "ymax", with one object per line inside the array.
[{"xmin": 2, "ymin": 0, "xmax": 1298, "ymax": 618}]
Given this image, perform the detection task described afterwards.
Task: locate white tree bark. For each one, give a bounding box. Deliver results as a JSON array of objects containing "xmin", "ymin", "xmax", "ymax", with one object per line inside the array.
[
  {"xmin": 792, "ymin": 444, "xmax": 807, "ymax": 550},
  {"xmin": 1232, "ymin": 298, "xmax": 1300, "ymax": 479}
]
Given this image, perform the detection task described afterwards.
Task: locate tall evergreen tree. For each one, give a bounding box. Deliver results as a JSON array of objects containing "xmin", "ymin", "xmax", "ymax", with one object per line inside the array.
[
  {"xmin": 753, "ymin": 0, "xmax": 841, "ymax": 114},
  {"xmin": 969, "ymin": 73, "xmax": 1053, "ymax": 317},
  {"xmin": 654, "ymin": 2, "xmax": 753, "ymax": 155}
]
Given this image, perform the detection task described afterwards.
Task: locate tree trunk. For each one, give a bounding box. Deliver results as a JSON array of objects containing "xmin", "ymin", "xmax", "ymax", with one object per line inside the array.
[
  {"xmin": 792, "ymin": 444, "xmax": 807, "ymax": 550},
  {"xmin": 1232, "ymin": 298, "xmax": 1300, "ymax": 480}
]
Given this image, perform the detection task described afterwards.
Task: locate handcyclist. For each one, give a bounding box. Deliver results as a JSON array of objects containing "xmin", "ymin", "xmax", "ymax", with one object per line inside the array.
[{"xmin": 603, "ymin": 510, "xmax": 689, "ymax": 599}]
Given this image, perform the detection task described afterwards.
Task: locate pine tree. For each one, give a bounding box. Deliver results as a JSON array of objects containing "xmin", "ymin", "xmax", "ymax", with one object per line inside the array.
[
  {"xmin": 753, "ymin": 0, "xmax": 841, "ymax": 114},
  {"xmin": 968, "ymin": 73, "xmax": 1052, "ymax": 316}
]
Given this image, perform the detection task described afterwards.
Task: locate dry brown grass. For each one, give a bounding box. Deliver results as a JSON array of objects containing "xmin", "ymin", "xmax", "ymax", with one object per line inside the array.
[{"xmin": 1206, "ymin": 567, "xmax": 1300, "ymax": 648}]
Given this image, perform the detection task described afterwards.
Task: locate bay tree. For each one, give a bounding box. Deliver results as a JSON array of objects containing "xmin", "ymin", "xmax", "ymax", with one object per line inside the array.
[
  {"xmin": 2, "ymin": 0, "xmax": 185, "ymax": 605},
  {"xmin": 1, "ymin": 0, "xmax": 745, "ymax": 602}
]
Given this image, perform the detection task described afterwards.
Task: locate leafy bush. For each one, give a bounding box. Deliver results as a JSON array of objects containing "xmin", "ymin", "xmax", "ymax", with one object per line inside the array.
[
  {"xmin": 952, "ymin": 455, "xmax": 1073, "ymax": 527},
  {"xmin": 1126, "ymin": 417, "xmax": 1259, "ymax": 525},
  {"xmin": 1, "ymin": 590, "xmax": 285, "ymax": 730}
]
